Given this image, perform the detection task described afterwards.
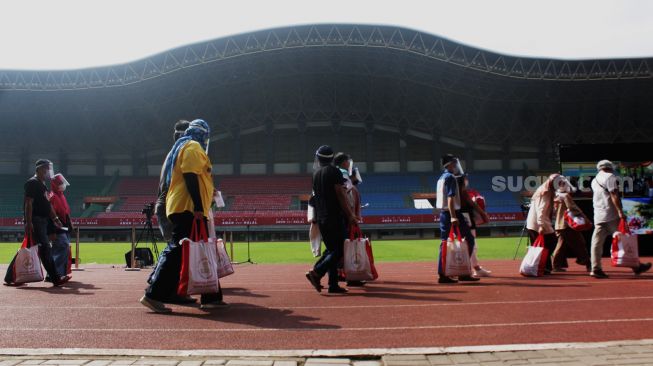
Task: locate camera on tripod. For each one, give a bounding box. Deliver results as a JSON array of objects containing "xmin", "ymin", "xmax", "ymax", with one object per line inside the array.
[
  {"xmin": 142, "ymin": 203, "xmax": 154, "ymax": 220},
  {"xmin": 124, "ymin": 202, "xmax": 158, "ymax": 268}
]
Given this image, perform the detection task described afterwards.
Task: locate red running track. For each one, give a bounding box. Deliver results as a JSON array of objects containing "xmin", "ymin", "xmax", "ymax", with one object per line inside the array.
[{"xmin": 1, "ymin": 260, "xmax": 652, "ymax": 350}]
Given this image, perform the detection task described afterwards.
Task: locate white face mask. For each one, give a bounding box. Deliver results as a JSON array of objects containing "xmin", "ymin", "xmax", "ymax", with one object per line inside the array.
[{"xmin": 58, "ymin": 185, "xmax": 67, "ymax": 192}]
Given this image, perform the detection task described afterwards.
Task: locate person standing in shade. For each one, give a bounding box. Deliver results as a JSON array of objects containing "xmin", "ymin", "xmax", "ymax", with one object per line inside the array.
[
  {"xmin": 589, "ymin": 160, "xmax": 651, "ymax": 278},
  {"xmin": 140, "ymin": 119, "xmax": 227, "ymax": 313},
  {"xmin": 435, "ymin": 154, "xmax": 479, "ymax": 284},
  {"xmin": 48, "ymin": 173, "xmax": 73, "ymax": 280},
  {"xmin": 146, "ymin": 120, "xmax": 196, "ymax": 305},
  {"xmin": 305, "ymin": 146, "xmax": 359, "ymax": 294},
  {"xmin": 4, "ymin": 160, "xmax": 70, "ymax": 287}
]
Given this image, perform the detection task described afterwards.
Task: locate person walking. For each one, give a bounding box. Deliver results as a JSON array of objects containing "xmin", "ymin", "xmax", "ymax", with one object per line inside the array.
[
  {"xmin": 305, "ymin": 146, "xmax": 359, "ymax": 294},
  {"xmin": 552, "ymin": 176, "xmax": 591, "ymax": 272},
  {"xmin": 334, "ymin": 152, "xmax": 365, "ymax": 287},
  {"xmin": 457, "ymin": 174, "xmax": 491, "ymax": 277},
  {"xmin": 526, "ymin": 174, "xmax": 559, "ymax": 275},
  {"xmin": 436, "ymin": 154, "xmax": 479, "ymax": 284},
  {"xmin": 48, "ymin": 173, "xmax": 73, "ymax": 280},
  {"xmin": 146, "ymin": 120, "xmax": 197, "ymax": 305},
  {"xmin": 140, "ymin": 119, "xmax": 227, "ymax": 313},
  {"xmin": 589, "ymin": 160, "xmax": 651, "ymax": 278},
  {"xmin": 4, "ymin": 160, "xmax": 70, "ymax": 287}
]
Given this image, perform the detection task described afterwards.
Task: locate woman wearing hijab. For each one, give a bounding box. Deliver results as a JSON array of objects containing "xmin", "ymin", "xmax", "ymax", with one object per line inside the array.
[
  {"xmin": 552, "ymin": 176, "xmax": 591, "ymax": 272},
  {"xmin": 526, "ymin": 174, "xmax": 560, "ymax": 275},
  {"xmin": 48, "ymin": 173, "xmax": 73, "ymax": 280}
]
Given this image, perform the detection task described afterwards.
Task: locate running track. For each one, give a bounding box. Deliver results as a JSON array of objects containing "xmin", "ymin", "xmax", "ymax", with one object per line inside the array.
[{"xmin": 1, "ymin": 260, "xmax": 652, "ymax": 350}]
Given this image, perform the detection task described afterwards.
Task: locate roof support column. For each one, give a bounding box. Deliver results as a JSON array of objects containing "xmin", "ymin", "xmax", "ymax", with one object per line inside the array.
[
  {"xmin": 231, "ymin": 126, "xmax": 241, "ymax": 176},
  {"xmin": 399, "ymin": 127, "xmax": 408, "ymax": 173},
  {"xmin": 265, "ymin": 120, "xmax": 274, "ymax": 175},
  {"xmin": 96, "ymin": 149, "xmax": 105, "ymax": 177},
  {"xmin": 365, "ymin": 121, "xmax": 375, "ymax": 173}
]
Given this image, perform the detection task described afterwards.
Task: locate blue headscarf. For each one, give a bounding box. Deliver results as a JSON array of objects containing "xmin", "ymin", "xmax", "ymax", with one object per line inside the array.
[{"xmin": 162, "ymin": 119, "xmax": 210, "ymax": 186}]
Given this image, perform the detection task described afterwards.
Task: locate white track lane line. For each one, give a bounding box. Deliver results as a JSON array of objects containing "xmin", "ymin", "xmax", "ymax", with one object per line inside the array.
[
  {"xmin": 2, "ymin": 317, "xmax": 653, "ymax": 333},
  {"xmin": 1, "ymin": 295, "xmax": 652, "ymax": 310}
]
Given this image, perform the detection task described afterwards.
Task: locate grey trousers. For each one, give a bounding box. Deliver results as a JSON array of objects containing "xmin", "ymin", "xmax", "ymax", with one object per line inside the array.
[{"xmin": 590, "ymin": 218, "xmax": 619, "ymax": 271}]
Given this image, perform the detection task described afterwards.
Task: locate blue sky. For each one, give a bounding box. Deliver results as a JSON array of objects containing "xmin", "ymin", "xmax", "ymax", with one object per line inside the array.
[{"xmin": 2, "ymin": 0, "xmax": 652, "ymax": 70}]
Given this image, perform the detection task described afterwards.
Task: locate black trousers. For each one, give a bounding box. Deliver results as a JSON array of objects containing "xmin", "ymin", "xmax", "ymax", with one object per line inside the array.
[
  {"xmin": 145, "ymin": 211, "xmax": 222, "ymax": 304},
  {"xmin": 314, "ymin": 217, "xmax": 346, "ymax": 288}
]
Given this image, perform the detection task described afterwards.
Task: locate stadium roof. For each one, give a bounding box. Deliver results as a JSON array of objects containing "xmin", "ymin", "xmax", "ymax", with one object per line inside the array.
[
  {"xmin": 0, "ymin": 24, "xmax": 651, "ymax": 159},
  {"xmin": 1, "ymin": 24, "xmax": 652, "ymax": 91}
]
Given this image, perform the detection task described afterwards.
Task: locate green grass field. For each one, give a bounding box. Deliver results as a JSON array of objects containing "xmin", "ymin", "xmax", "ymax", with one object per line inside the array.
[{"xmin": 0, "ymin": 237, "xmax": 527, "ymax": 265}]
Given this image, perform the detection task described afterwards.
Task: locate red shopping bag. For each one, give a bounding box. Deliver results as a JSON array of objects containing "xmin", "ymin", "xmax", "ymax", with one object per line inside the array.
[
  {"xmin": 611, "ymin": 219, "xmax": 639, "ymax": 268},
  {"xmin": 177, "ymin": 220, "xmax": 219, "ymax": 296},
  {"xmin": 564, "ymin": 210, "xmax": 593, "ymax": 231},
  {"xmin": 519, "ymin": 233, "xmax": 548, "ymax": 277}
]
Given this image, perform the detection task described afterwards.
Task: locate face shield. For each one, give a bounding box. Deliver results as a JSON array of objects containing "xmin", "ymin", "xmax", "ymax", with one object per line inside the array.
[
  {"xmin": 447, "ymin": 159, "xmax": 464, "ymax": 177},
  {"xmin": 53, "ymin": 173, "xmax": 70, "ymax": 192},
  {"xmin": 313, "ymin": 149, "xmax": 334, "ymax": 171},
  {"xmin": 36, "ymin": 160, "xmax": 54, "ymax": 179},
  {"xmin": 347, "ymin": 159, "xmax": 354, "ymax": 176}
]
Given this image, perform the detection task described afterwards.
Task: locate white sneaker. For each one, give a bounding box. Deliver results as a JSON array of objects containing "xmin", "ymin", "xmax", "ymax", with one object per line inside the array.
[{"xmin": 473, "ymin": 268, "xmax": 492, "ymax": 277}]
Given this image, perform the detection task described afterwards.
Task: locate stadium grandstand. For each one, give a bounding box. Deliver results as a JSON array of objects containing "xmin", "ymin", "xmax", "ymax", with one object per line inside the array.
[{"xmin": 0, "ymin": 24, "xmax": 652, "ymax": 240}]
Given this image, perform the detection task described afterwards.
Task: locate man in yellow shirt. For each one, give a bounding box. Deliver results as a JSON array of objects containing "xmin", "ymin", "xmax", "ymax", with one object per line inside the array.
[{"xmin": 141, "ymin": 119, "xmax": 227, "ymax": 313}]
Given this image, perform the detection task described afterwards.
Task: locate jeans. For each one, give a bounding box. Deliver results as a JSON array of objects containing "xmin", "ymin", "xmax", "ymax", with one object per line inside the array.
[
  {"xmin": 314, "ymin": 217, "xmax": 346, "ymax": 288},
  {"xmin": 145, "ymin": 211, "xmax": 222, "ymax": 304},
  {"xmin": 156, "ymin": 209, "xmax": 173, "ymax": 243},
  {"xmin": 51, "ymin": 232, "xmax": 71, "ymax": 277},
  {"xmin": 438, "ymin": 210, "xmax": 476, "ymax": 276},
  {"xmin": 146, "ymin": 210, "xmax": 175, "ymax": 285}
]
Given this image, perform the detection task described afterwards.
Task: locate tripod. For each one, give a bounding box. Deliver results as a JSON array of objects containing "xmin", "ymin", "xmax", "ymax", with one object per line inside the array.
[
  {"xmin": 136, "ymin": 216, "xmax": 160, "ymax": 261},
  {"xmin": 233, "ymin": 224, "xmax": 256, "ymax": 264}
]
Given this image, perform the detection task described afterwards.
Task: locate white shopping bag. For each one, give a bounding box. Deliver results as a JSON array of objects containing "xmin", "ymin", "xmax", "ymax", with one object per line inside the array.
[
  {"xmin": 14, "ymin": 245, "xmax": 44, "ymax": 284},
  {"xmin": 177, "ymin": 220, "xmax": 219, "ymax": 296},
  {"xmin": 612, "ymin": 219, "xmax": 639, "ymax": 267},
  {"xmin": 442, "ymin": 227, "xmax": 472, "ymax": 277},
  {"xmin": 215, "ymin": 238, "xmax": 235, "ymax": 278},
  {"xmin": 344, "ymin": 226, "xmax": 374, "ymax": 281},
  {"xmin": 309, "ymin": 222, "xmax": 321, "ymax": 257},
  {"xmin": 520, "ymin": 234, "xmax": 548, "ymax": 277}
]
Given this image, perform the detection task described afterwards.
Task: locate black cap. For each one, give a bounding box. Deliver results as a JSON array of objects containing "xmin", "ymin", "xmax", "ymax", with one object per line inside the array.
[
  {"xmin": 316, "ymin": 145, "xmax": 334, "ymax": 158},
  {"xmin": 441, "ymin": 154, "xmax": 457, "ymax": 168},
  {"xmin": 35, "ymin": 159, "xmax": 52, "ymax": 168}
]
